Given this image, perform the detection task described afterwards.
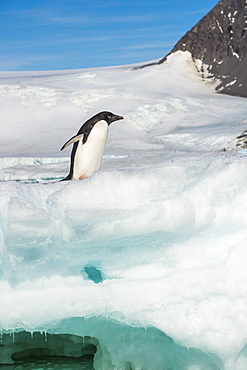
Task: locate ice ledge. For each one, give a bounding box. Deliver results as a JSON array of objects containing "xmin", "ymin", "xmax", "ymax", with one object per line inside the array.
[{"xmin": 1, "ymin": 317, "xmax": 223, "ymax": 370}]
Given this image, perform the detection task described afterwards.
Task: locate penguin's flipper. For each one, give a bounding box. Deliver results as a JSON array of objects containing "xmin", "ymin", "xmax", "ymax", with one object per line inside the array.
[{"xmin": 60, "ymin": 134, "xmax": 84, "ymax": 151}]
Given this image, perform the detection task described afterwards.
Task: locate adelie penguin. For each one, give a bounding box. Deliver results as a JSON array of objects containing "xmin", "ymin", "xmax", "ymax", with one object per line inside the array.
[{"xmin": 60, "ymin": 111, "xmax": 124, "ymax": 181}]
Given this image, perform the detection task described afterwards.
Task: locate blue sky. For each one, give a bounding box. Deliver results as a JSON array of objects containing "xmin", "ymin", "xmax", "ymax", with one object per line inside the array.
[{"xmin": 0, "ymin": 0, "xmax": 218, "ymax": 71}]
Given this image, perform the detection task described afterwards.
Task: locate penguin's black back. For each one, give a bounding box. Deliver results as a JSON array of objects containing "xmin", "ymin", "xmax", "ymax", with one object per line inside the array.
[{"xmin": 60, "ymin": 141, "xmax": 79, "ymax": 181}]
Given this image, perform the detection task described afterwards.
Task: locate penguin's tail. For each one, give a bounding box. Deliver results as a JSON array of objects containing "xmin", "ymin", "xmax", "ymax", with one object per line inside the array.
[{"xmin": 59, "ymin": 174, "xmax": 71, "ymax": 182}]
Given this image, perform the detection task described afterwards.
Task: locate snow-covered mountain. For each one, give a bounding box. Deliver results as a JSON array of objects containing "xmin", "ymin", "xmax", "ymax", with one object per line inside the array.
[{"xmin": 145, "ymin": 0, "xmax": 247, "ymax": 98}]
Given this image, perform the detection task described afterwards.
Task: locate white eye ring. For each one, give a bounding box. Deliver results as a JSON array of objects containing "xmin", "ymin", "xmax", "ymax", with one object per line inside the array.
[{"xmin": 107, "ymin": 115, "xmax": 112, "ymax": 119}]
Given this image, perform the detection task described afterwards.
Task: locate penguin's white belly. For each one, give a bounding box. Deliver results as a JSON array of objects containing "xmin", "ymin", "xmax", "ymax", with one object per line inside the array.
[{"xmin": 73, "ymin": 120, "xmax": 108, "ymax": 179}]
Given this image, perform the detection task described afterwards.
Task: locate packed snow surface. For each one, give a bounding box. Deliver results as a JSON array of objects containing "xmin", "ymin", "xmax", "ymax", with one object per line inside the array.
[{"xmin": 1, "ymin": 51, "xmax": 247, "ymax": 369}]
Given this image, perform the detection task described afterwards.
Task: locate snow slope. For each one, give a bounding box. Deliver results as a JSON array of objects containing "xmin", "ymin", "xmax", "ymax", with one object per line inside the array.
[{"xmin": 1, "ymin": 51, "xmax": 247, "ymax": 369}]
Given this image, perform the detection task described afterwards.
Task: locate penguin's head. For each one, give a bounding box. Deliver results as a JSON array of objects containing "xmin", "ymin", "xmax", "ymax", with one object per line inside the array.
[{"xmin": 101, "ymin": 111, "xmax": 124, "ymax": 125}]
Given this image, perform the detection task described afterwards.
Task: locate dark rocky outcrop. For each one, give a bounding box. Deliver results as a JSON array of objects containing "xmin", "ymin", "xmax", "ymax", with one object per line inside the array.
[
  {"xmin": 236, "ymin": 128, "xmax": 247, "ymax": 148},
  {"xmin": 143, "ymin": 0, "xmax": 247, "ymax": 97}
]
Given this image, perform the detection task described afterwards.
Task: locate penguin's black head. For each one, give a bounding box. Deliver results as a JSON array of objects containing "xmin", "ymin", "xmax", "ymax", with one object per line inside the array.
[{"xmin": 101, "ymin": 111, "xmax": 124, "ymax": 125}]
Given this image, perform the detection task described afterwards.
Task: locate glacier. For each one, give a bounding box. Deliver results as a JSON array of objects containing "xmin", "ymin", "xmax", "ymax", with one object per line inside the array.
[{"xmin": 1, "ymin": 51, "xmax": 247, "ymax": 369}]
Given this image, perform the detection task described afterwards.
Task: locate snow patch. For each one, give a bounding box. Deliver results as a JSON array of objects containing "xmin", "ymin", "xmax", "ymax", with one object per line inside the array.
[
  {"xmin": 225, "ymin": 79, "xmax": 237, "ymax": 87},
  {"xmin": 216, "ymin": 19, "xmax": 224, "ymax": 33}
]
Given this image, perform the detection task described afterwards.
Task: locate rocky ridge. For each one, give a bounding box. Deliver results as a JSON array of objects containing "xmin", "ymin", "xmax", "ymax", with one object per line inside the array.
[{"xmin": 145, "ymin": 0, "xmax": 247, "ymax": 98}]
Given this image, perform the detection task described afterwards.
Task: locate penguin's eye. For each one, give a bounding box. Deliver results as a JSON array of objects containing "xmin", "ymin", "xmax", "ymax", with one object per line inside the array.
[{"xmin": 107, "ymin": 115, "xmax": 112, "ymax": 119}]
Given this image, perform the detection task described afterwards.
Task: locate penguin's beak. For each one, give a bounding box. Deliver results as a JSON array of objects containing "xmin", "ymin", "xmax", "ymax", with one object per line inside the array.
[{"xmin": 114, "ymin": 115, "xmax": 124, "ymax": 121}]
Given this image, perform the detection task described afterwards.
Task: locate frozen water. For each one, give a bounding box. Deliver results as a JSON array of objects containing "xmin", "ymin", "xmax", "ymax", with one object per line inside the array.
[
  {"xmin": 0, "ymin": 331, "xmax": 95, "ymax": 368},
  {"xmin": 1, "ymin": 51, "xmax": 247, "ymax": 369}
]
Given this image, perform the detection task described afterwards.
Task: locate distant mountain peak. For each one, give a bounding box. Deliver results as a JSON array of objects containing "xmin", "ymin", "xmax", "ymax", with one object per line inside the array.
[{"xmin": 145, "ymin": 0, "xmax": 247, "ymax": 97}]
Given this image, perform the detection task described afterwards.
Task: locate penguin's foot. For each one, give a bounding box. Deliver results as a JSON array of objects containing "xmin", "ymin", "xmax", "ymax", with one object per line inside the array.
[{"xmin": 79, "ymin": 175, "xmax": 88, "ymax": 180}]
